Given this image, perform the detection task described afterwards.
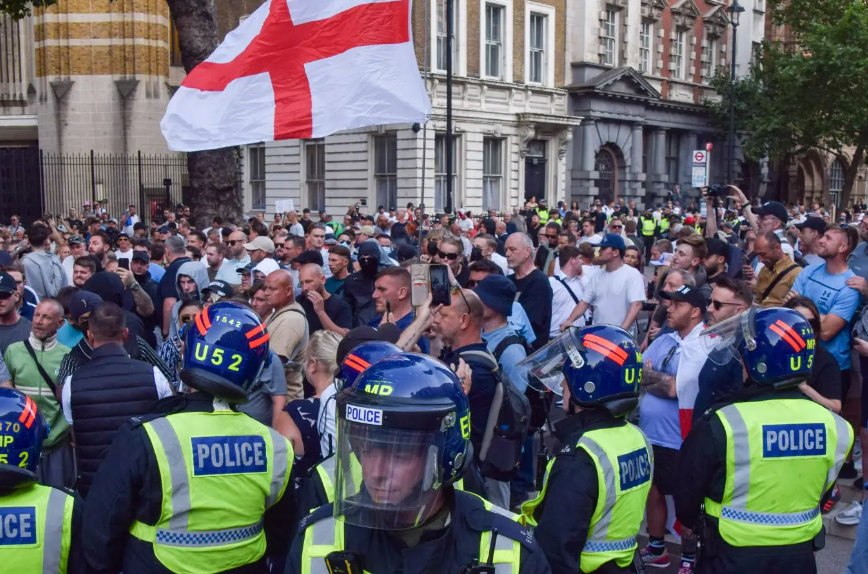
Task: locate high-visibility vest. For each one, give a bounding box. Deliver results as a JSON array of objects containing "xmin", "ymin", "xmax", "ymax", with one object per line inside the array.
[
  {"xmin": 641, "ymin": 218, "xmax": 657, "ymax": 237},
  {"xmin": 537, "ymin": 208, "xmax": 550, "ymax": 225},
  {"xmin": 129, "ymin": 411, "xmax": 292, "ymax": 574},
  {"xmin": 301, "ymin": 491, "xmax": 521, "ymax": 574},
  {"xmin": 0, "ymin": 484, "xmax": 74, "ymax": 574},
  {"xmin": 522, "ymin": 422, "xmax": 653, "ymax": 573},
  {"xmin": 657, "ymin": 219, "xmax": 669, "ymax": 234},
  {"xmin": 705, "ymin": 399, "xmax": 852, "ymax": 547}
]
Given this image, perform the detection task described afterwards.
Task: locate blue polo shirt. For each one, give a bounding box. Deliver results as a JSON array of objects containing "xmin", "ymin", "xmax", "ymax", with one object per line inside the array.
[
  {"xmin": 792, "ymin": 263, "xmax": 860, "ymax": 369},
  {"xmin": 368, "ymin": 311, "xmax": 429, "ymax": 354},
  {"xmin": 638, "ymin": 333, "xmax": 683, "ymax": 450},
  {"xmin": 481, "ymin": 324, "xmax": 528, "ymax": 392}
]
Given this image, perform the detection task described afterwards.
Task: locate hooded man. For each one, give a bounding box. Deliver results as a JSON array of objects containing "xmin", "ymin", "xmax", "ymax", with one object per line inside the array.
[
  {"xmin": 22, "ymin": 223, "xmax": 67, "ymax": 300},
  {"xmin": 168, "ymin": 261, "xmax": 209, "ymax": 341},
  {"xmin": 342, "ymin": 241, "xmax": 385, "ymax": 327}
]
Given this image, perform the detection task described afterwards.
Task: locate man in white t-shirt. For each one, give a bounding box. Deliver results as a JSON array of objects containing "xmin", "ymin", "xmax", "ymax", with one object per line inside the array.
[
  {"xmin": 62, "ymin": 235, "xmax": 87, "ymax": 284},
  {"xmin": 559, "ymin": 233, "xmax": 646, "ymax": 337}
]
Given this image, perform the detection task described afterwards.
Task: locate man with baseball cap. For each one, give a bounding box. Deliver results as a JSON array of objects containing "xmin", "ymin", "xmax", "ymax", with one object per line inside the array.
[
  {"xmin": 243, "ymin": 235, "xmax": 275, "ymax": 264},
  {"xmin": 729, "ymin": 185, "xmax": 795, "ymax": 257},
  {"xmin": 795, "ymin": 216, "xmax": 827, "ymax": 266},
  {"xmin": 639, "ymin": 283, "xmax": 706, "ymax": 570},
  {"xmin": 560, "ymin": 233, "xmax": 646, "ymax": 337},
  {"xmin": 474, "ymin": 274, "xmax": 529, "ymax": 392}
]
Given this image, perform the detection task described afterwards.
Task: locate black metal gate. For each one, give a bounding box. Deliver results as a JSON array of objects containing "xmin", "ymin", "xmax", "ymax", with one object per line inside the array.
[
  {"xmin": 0, "ymin": 149, "xmax": 189, "ymax": 226},
  {"xmin": 0, "ymin": 146, "xmax": 43, "ymax": 224}
]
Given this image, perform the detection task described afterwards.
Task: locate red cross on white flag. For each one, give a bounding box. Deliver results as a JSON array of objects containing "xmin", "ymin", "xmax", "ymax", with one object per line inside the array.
[{"xmin": 161, "ymin": 0, "xmax": 432, "ymax": 152}]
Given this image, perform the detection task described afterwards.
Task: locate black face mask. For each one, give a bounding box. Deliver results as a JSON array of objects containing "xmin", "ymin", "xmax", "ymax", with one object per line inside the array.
[
  {"xmin": 359, "ymin": 256, "xmax": 379, "ymax": 275},
  {"xmin": 427, "ymin": 241, "xmax": 440, "ymax": 257},
  {"xmin": 470, "ymin": 247, "xmax": 484, "ymax": 262}
]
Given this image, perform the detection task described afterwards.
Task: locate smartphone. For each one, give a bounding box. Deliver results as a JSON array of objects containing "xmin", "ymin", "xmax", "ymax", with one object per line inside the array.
[
  {"xmin": 118, "ymin": 258, "xmax": 130, "ymax": 270},
  {"xmin": 429, "ymin": 264, "xmax": 451, "ymax": 307},
  {"xmin": 385, "ymin": 300, "xmax": 392, "ymax": 319},
  {"xmin": 411, "ymin": 263, "xmax": 429, "ymax": 307}
]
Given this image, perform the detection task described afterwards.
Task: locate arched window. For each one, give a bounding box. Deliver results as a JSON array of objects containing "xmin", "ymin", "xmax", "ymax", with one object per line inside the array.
[
  {"xmin": 595, "ymin": 149, "xmax": 616, "ymax": 204},
  {"xmin": 830, "ymin": 159, "xmax": 845, "ymax": 193}
]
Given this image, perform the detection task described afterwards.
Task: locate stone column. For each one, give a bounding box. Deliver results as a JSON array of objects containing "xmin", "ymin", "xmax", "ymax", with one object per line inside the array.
[
  {"xmin": 650, "ymin": 128, "xmax": 669, "ymax": 201},
  {"xmin": 631, "ymin": 123, "xmax": 644, "ymax": 173},
  {"xmin": 582, "ymin": 119, "xmax": 597, "ymax": 172}
]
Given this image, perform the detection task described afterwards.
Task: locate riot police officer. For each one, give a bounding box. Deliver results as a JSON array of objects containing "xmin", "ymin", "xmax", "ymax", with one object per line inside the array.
[
  {"xmin": 83, "ymin": 302, "xmax": 296, "ymax": 574},
  {"xmin": 676, "ymin": 307, "xmax": 853, "ymax": 574},
  {"xmin": 295, "ymin": 341, "xmax": 403, "ymax": 520},
  {"xmin": 287, "ymin": 352, "xmax": 551, "ymax": 574},
  {"xmin": 0, "ymin": 388, "xmax": 87, "ymax": 573},
  {"xmin": 519, "ymin": 325, "xmax": 652, "ymax": 574}
]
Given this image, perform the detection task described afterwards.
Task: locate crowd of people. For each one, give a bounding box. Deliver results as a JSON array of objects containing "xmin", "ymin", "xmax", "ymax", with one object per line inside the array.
[{"xmin": 0, "ymin": 187, "xmax": 865, "ymax": 574}]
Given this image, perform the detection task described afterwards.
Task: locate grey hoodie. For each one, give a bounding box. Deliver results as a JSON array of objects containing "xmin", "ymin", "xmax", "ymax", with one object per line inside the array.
[
  {"xmin": 168, "ymin": 261, "xmax": 210, "ymax": 340},
  {"xmin": 22, "ymin": 249, "xmax": 67, "ymax": 300}
]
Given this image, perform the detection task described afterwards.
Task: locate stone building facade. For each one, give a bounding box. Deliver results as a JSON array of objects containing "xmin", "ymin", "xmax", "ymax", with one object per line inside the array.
[
  {"xmin": 0, "ymin": 0, "xmax": 173, "ymax": 154},
  {"xmin": 566, "ymin": 0, "xmax": 734, "ymax": 209},
  {"xmin": 254, "ymin": 0, "xmax": 581, "ymax": 216}
]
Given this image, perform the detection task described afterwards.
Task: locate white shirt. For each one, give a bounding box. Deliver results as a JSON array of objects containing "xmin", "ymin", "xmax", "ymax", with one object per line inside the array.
[
  {"xmin": 288, "ymin": 223, "xmax": 304, "ymax": 236},
  {"xmin": 581, "ymin": 263, "xmax": 646, "ymax": 336},
  {"xmin": 122, "ymin": 214, "xmax": 140, "ymax": 237},
  {"xmin": 458, "ymin": 218, "xmax": 474, "ymax": 232},
  {"xmin": 62, "ymin": 366, "xmax": 173, "ymax": 424},
  {"xmin": 115, "ymin": 249, "xmax": 133, "ymax": 261},
  {"xmin": 549, "ymin": 270, "xmax": 588, "ymax": 337},
  {"xmin": 774, "ymin": 229, "xmax": 795, "ymax": 258},
  {"xmin": 491, "ymin": 252, "xmax": 511, "ymax": 276},
  {"xmin": 62, "ymin": 255, "xmax": 76, "ymax": 285},
  {"xmin": 320, "ymin": 247, "xmax": 332, "ymax": 278},
  {"xmin": 318, "ymin": 381, "xmax": 338, "ymax": 458},
  {"xmin": 579, "ymin": 234, "xmax": 602, "ymax": 246}
]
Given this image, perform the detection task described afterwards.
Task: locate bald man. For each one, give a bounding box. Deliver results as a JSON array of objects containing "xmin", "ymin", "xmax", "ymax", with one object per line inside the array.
[
  {"xmin": 297, "ymin": 264, "xmax": 352, "ymax": 335},
  {"xmin": 264, "ymin": 270, "xmax": 308, "ymax": 400},
  {"xmin": 222, "ymin": 230, "xmax": 252, "ymax": 287}
]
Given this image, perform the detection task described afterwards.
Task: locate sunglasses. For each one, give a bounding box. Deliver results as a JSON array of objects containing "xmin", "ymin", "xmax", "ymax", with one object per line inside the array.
[
  {"xmin": 225, "ymin": 240, "xmax": 239, "ymax": 246},
  {"xmin": 610, "ymin": 225, "xmax": 623, "ymax": 230},
  {"xmin": 452, "ymin": 285, "xmax": 471, "ymax": 311},
  {"xmin": 710, "ymin": 300, "xmax": 742, "ymax": 311},
  {"xmin": 179, "ymin": 315, "xmax": 197, "ymax": 324},
  {"xmin": 546, "ymin": 234, "xmax": 559, "ymax": 239},
  {"xmin": 438, "ymin": 251, "xmax": 460, "ymax": 260},
  {"xmin": 275, "ymin": 243, "xmax": 285, "ymax": 248}
]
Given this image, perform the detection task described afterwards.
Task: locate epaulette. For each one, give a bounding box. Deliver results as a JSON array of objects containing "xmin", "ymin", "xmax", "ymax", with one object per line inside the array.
[
  {"xmin": 488, "ymin": 512, "xmax": 536, "ymax": 549},
  {"xmin": 128, "ymin": 412, "xmax": 171, "ymax": 428},
  {"xmin": 298, "ymin": 503, "xmax": 335, "ymax": 533}
]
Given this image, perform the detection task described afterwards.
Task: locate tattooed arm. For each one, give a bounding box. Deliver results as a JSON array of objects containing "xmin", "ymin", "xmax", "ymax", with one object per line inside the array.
[{"xmin": 641, "ymin": 360, "xmax": 677, "ymax": 399}]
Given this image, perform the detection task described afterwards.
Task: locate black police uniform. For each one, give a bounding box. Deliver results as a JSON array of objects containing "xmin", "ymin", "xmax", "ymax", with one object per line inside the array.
[
  {"xmin": 528, "ymin": 409, "xmax": 634, "ymax": 574},
  {"xmin": 675, "ymin": 387, "xmax": 825, "ymax": 574},
  {"xmin": 285, "ymin": 488, "xmax": 552, "ymax": 574},
  {"xmin": 82, "ymin": 393, "xmax": 296, "ymax": 574}
]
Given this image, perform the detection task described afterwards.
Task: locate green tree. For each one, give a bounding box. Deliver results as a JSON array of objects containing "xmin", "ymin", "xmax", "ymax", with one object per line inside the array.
[
  {"xmin": 1, "ymin": 0, "xmax": 242, "ymax": 227},
  {"xmin": 706, "ymin": 0, "xmax": 868, "ymax": 207}
]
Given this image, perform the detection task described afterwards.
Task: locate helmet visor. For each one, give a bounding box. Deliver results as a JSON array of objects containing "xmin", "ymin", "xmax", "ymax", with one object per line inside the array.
[
  {"xmin": 515, "ymin": 329, "xmax": 584, "ymax": 395},
  {"xmin": 699, "ymin": 311, "xmax": 751, "ymax": 365},
  {"xmin": 334, "ymin": 419, "xmax": 446, "ymax": 530}
]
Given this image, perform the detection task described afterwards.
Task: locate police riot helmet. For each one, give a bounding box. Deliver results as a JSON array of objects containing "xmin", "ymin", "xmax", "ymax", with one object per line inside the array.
[
  {"xmin": 181, "ymin": 302, "xmax": 270, "ymax": 403},
  {"xmin": 339, "ymin": 341, "xmax": 403, "ymax": 388},
  {"xmin": 334, "ymin": 353, "xmax": 471, "ymax": 530},
  {"xmin": 0, "ymin": 388, "xmax": 49, "ymax": 488},
  {"xmin": 701, "ymin": 307, "xmax": 814, "ymax": 388},
  {"xmin": 517, "ymin": 325, "xmax": 643, "ymax": 416}
]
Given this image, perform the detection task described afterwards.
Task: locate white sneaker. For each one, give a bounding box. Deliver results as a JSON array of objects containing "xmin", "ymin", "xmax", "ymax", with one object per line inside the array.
[{"xmin": 835, "ymin": 500, "xmax": 863, "ymax": 526}]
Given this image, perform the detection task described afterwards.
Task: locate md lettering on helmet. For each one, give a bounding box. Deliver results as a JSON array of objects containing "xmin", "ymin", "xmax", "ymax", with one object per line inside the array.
[
  {"xmin": 617, "ymin": 447, "xmax": 651, "ymax": 491},
  {"xmin": 762, "ymin": 423, "xmax": 825, "ymax": 458},
  {"xmin": 345, "ymin": 405, "xmax": 383, "ymax": 426},
  {"xmin": 0, "ymin": 507, "xmax": 36, "ymax": 545},
  {"xmin": 363, "ymin": 382, "xmax": 393, "ymax": 396},
  {"xmin": 191, "ymin": 435, "xmax": 267, "ymax": 476}
]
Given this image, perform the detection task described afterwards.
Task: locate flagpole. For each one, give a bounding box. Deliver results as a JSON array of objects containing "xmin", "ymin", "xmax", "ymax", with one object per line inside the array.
[{"xmin": 445, "ymin": 0, "xmax": 454, "ymax": 215}]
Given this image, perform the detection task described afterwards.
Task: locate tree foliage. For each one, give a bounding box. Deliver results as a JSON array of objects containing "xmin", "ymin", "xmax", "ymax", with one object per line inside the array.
[
  {"xmin": 0, "ymin": 0, "xmax": 54, "ymax": 20},
  {"xmin": 705, "ymin": 0, "xmax": 868, "ymax": 206}
]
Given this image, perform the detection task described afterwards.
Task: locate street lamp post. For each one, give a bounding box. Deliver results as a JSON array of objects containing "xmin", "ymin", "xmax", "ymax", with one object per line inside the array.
[{"xmin": 726, "ymin": 0, "xmax": 745, "ymax": 185}]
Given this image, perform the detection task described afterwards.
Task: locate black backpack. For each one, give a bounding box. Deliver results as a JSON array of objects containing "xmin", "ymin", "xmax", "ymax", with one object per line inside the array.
[
  {"xmin": 492, "ymin": 335, "xmax": 552, "ymax": 432},
  {"xmin": 458, "ymin": 348, "xmax": 530, "ymax": 482}
]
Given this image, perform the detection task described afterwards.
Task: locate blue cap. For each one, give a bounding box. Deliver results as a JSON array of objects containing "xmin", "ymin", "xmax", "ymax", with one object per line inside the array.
[
  {"xmin": 473, "ymin": 274, "xmax": 515, "ymax": 318},
  {"xmin": 69, "ymin": 291, "xmax": 104, "ymax": 320},
  {"xmin": 0, "ymin": 252, "xmax": 12, "ymax": 270},
  {"xmin": 599, "ymin": 233, "xmax": 626, "ymax": 251}
]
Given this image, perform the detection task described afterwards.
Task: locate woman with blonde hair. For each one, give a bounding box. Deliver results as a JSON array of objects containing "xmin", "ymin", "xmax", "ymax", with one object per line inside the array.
[{"xmin": 274, "ymin": 330, "xmax": 342, "ymax": 474}]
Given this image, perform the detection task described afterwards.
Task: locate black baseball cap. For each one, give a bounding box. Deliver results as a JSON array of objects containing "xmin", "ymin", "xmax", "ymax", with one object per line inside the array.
[
  {"xmin": 203, "ymin": 280, "xmax": 234, "ymax": 299},
  {"xmin": 705, "ymin": 238, "xmax": 730, "ymax": 260},
  {"xmin": 295, "ymin": 250, "xmax": 324, "ymax": 267},
  {"xmin": 131, "ymin": 250, "xmax": 150, "ymax": 263},
  {"xmin": 757, "ymin": 201, "xmax": 789, "ymax": 225},
  {"xmin": 660, "ymin": 284, "xmax": 707, "ymax": 313},
  {"xmin": 795, "ymin": 216, "xmax": 827, "ymax": 234},
  {"xmin": 0, "ymin": 273, "xmax": 15, "ymax": 295}
]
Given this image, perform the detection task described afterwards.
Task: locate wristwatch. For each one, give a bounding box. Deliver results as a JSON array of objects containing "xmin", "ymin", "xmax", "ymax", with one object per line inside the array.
[{"xmin": 130, "ymin": 282, "xmax": 140, "ymax": 292}]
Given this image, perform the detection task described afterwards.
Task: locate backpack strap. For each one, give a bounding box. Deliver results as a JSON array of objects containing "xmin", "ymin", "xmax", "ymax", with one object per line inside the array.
[
  {"xmin": 492, "ymin": 335, "xmax": 527, "ymax": 363},
  {"xmin": 458, "ymin": 349, "xmax": 500, "ymax": 374}
]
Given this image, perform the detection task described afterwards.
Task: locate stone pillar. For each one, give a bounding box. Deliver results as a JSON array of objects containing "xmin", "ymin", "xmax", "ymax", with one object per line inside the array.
[
  {"xmin": 631, "ymin": 123, "xmax": 644, "ymax": 173},
  {"xmin": 624, "ymin": 122, "xmax": 647, "ymax": 206},
  {"xmin": 650, "ymin": 128, "xmax": 669, "ymax": 201},
  {"xmin": 582, "ymin": 119, "xmax": 597, "ymax": 172}
]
